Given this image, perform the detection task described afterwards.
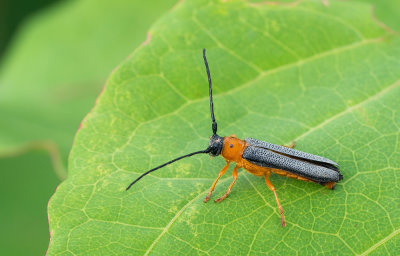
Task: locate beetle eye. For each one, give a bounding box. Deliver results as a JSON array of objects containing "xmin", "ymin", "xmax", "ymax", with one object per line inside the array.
[{"xmin": 230, "ymin": 144, "xmax": 233, "ymax": 148}]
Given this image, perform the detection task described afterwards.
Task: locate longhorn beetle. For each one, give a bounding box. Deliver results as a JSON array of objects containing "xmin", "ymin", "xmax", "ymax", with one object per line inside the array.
[{"xmin": 126, "ymin": 49, "xmax": 343, "ymax": 227}]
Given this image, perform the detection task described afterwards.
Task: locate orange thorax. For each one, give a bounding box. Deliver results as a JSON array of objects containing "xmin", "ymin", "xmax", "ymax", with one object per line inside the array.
[{"xmin": 221, "ymin": 136, "xmax": 247, "ymax": 163}]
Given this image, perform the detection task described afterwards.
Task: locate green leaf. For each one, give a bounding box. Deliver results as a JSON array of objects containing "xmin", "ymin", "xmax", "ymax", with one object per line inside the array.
[
  {"xmin": 0, "ymin": 151, "xmax": 59, "ymax": 255},
  {"xmin": 48, "ymin": 0, "xmax": 400, "ymax": 254},
  {"xmin": 356, "ymin": 0, "xmax": 400, "ymax": 31}
]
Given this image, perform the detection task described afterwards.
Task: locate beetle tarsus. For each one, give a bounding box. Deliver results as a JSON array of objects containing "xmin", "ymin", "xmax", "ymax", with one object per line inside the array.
[
  {"xmin": 204, "ymin": 162, "xmax": 230, "ymax": 203},
  {"xmin": 214, "ymin": 195, "xmax": 227, "ymax": 203},
  {"xmin": 278, "ymin": 205, "xmax": 286, "ymax": 227},
  {"xmin": 203, "ymin": 193, "xmax": 212, "ymax": 203}
]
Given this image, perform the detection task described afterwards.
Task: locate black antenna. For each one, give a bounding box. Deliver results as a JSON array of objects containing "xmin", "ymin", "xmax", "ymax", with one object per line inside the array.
[
  {"xmin": 203, "ymin": 49, "xmax": 218, "ymax": 135},
  {"xmin": 126, "ymin": 147, "xmax": 211, "ymax": 190}
]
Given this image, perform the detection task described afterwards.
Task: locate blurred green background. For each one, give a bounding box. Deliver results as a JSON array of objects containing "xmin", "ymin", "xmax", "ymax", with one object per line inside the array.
[
  {"xmin": 0, "ymin": 0, "xmax": 398, "ymax": 255},
  {"xmin": 0, "ymin": 0, "xmax": 177, "ymax": 254},
  {"xmin": 0, "ymin": 0, "xmax": 61, "ymax": 59}
]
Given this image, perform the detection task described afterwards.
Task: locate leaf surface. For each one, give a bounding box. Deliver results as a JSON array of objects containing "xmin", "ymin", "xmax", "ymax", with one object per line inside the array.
[
  {"xmin": 48, "ymin": 0, "xmax": 400, "ymax": 255},
  {"xmin": 356, "ymin": 0, "xmax": 400, "ymax": 31}
]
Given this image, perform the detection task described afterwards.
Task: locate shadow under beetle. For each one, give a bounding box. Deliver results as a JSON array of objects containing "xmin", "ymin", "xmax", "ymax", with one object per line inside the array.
[{"xmin": 127, "ymin": 49, "xmax": 343, "ymax": 227}]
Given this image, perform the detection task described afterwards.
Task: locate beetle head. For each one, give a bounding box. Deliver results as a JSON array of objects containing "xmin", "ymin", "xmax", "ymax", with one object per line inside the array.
[{"xmin": 208, "ymin": 134, "xmax": 224, "ymax": 156}]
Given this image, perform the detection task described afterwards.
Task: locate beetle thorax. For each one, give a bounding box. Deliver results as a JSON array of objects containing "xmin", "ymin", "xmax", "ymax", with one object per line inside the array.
[{"xmin": 221, "ymin": 135, "xmax": 246, "ymax": 163}]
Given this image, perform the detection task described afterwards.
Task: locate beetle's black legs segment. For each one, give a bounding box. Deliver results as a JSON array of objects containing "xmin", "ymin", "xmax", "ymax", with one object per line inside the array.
[
  {"xmin": 204, "ymin": 161, "xmax": 230, "ymax": 203},
  {"xmin": 265, "ymin": 174, "xmax": 286, "ymax": 227},
  {"xmin": 214, "ymin": 165, "xmax": 239, "ymax": 203}
]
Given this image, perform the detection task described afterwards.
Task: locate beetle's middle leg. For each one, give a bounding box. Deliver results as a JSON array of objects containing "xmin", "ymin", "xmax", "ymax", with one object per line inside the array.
[
  {"xmin": 204, "ymin": 161, "xmax": 230, "ymax": 203},
  {"xmin": 214, "ymin": 164, "xmax": 239, "ymax": 203},
  {"xmin": 264, "ymin": 173, "xmax": 286, "ymax": 227}
]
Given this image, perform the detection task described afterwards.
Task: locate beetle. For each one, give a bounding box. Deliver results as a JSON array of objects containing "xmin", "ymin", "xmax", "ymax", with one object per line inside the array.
[{"xmin": 127, "ymin": 49, "xmax": 343, "ymax": 226}]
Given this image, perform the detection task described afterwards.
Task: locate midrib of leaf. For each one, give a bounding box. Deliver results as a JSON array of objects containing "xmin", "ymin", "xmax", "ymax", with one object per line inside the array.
[{"xmin": 138, "ymin": 41, "xmax": 399, "ymax": 255}]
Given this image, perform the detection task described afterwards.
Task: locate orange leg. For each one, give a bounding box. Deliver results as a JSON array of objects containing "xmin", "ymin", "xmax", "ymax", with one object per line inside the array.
[
  {"xmin": 264, "ymin": 174, "xmax": 286, "ymax": 227},
  {"xmin": 325, "ymin": 181, "xmax": 336, "ymax": 190},
  {"xmin": 214, "ymin": 165, "xmax": 239, "ymax": 203},
  {"xmin": 204, "ymin": 161, "xmax": 230, "ymax": 203},
  {"xmin": 284, "ymin": 141, "xmax": 296, "ymax": 149}
]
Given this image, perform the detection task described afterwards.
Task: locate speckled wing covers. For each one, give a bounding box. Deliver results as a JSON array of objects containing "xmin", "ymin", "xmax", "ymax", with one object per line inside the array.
[{"xmin": 243, "ymin": 138, "xmax": 342, "ymax": 184}]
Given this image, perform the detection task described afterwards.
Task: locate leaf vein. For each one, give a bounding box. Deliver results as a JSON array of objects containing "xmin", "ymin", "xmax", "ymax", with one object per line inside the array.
[
  {"xmin": 360, "ymin": 228, "xmax": 400, "ymax": 256},
  {"xmin": 290, "ymin": 79, "xmax": 400, "ymax": 144}
]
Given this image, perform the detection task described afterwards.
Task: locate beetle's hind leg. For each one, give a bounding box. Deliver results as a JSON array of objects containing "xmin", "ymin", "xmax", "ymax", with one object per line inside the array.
[
  {"xmin": 214, "ymin": 165, "xmax": 239, "ymax": 203},
  {"xmin": 264, "ymin": 174, "xmax": 286, "ymax": 227},
  {"xmin": 204, "ymin": 161, "xmax": 230, "ymax": 203}
]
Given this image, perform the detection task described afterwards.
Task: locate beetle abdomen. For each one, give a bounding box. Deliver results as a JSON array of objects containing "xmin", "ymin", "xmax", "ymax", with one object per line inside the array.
[{"xmin": 243, "ymin": 146, "xmax": 342, "ymax": 183}]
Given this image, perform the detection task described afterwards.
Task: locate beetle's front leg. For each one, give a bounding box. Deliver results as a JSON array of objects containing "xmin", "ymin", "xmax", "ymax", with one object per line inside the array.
[
  {"xmin": 214, "ymin": 164, "xmax": 239, "ymax": 203},
  {"xmin": 204, "ymin": 161, "xmax": 230, "ymax": 203}
]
